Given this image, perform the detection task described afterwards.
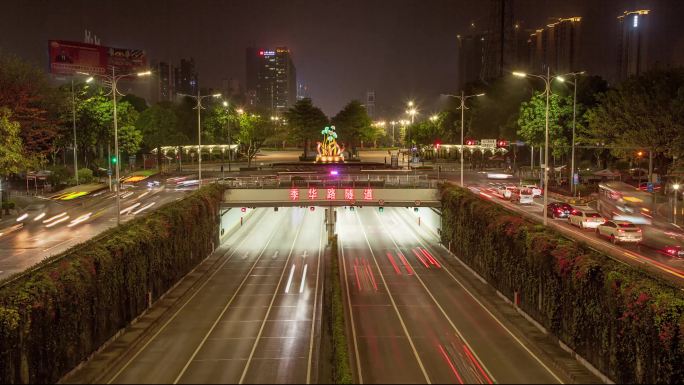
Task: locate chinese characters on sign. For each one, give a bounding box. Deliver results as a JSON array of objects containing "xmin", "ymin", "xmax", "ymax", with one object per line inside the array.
[
  {"xmin": 290, "ymin": 188, "xmax": 299, "ymax": 201},
  {"xmin": 363, "ymin": 188, "xmax": 373, "ymax": 201},
  {"xmin": 345, "ymin": 188, "xmax": 354, "ymax": 200},
  {"xmin": 327, "ymin": 188, "xmax": 336, "ymax": 200},
  {"xmin": 308, "ymin": 188, "xmax": 318, "ymax": 200}
]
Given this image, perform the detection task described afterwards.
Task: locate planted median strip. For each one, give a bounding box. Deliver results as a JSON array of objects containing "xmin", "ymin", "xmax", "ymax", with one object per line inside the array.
[{"xmin": 440, "ymin": 184, "xmax": 684, "ymax": 384}]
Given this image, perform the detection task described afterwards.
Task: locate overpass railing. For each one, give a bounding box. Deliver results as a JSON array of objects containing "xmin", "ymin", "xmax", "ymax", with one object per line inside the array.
[{"xmin": 216, "ymin": 174, "xmax": 441, "ymax": 189}]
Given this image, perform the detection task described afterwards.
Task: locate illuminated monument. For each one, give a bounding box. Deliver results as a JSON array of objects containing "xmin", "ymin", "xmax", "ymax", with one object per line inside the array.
[{"xmin": 316, "ymin": 125, "xmax": 345, "ymax": 163}]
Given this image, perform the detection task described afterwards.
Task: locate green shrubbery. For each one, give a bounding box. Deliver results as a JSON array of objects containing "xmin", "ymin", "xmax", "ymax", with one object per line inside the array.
[
  {"xmin": 330, "ymin": 236, "xmax": 353, "ymax": 384},
  {"xmin": 440, "ymin": 185, "xmax": 684, "ymax": 384},
  {"xmin": 0, "ymin": 184, "xmax": 223, "ymax": 383}
]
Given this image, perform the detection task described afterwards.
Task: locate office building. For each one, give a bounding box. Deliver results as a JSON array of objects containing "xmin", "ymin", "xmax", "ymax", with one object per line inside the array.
[
  {"xmin": 527, "ymin": 17, "xmax": 582, "ymax": 74},
  {"xmin": 245, "ymin": 47, "xmax": 297, "ymax": 113},
  {"xmin": 174, "ymin": 58, "xmax": 198, "ymax": 96},
  {"xmin": 457, "ymin": 32, "xmax": 486, "ymax": 89},
  {"xmin": 617, "ymin": 10, "xmax": 650, "ymax": 81},
  {"xmin": 156, "ymin": 61, "xmax": 174, "ymax": 102}
]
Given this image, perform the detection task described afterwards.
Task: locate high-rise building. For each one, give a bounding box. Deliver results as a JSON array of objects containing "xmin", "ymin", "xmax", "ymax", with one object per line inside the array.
[
  {"xmin": 245, "ymin": 47, "xmax": 297, "ymax": 113},
  {"xmin": 481, "ymin": 0, "xmax": 515, "ymax": 80},
  {"xmin": 527, "ymin": 17, "xmax": 582, "ymax": 74},
  {"xmin": 174, "ymin": 58, "xmax": 198, "ymax": 96},
  {"xmin": 617, "ymin": 10, "xmax": 650, "ymax": 81},
  {"xmin": 366, "ymin": 91, "xmax": 376, "ymax": 119},
  {"xmin": 457, "ymin": 32, "xmax": 486, "ymax": 89},
  {"xmin": 156, "ymin": 61, "xmax": 174, "ymax": 102}
]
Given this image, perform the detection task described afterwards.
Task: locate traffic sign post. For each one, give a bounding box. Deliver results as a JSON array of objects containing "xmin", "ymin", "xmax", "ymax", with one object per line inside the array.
[
  {"xmin": 647, "ymin": 182, "xmax": 654, "ymax": 193},
  {"xmin": 573, "ymin": 173, "xmax": 579, "ymax": 185}
]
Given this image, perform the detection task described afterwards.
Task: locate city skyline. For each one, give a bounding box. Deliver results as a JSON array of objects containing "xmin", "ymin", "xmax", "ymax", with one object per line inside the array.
[{"xmin": 3, "ymin": 0, "xmax": 684, "ymax": 116}]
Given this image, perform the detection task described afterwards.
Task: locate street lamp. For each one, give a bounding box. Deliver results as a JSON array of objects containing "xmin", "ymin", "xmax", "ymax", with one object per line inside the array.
[
  {"xmin": 674, "ymin": 184, "xmax": 680, "ymax": 225},
  {"xmin": 405, "ymin": 101, "xmax": 418, "ymax": 145},
  {"xmin": 178, "ymin": 91, "xmax": 222, "ymax": 186},
  {"xmin": 70, "ymin": 75, "xmax": 93, "ymax": 185},
  {"xmin": 513, "ymin": 68, "xmax": 578, "ymax": 225},
  {"xmin": 85, "ymin": 68, "xmax": 151, "ymax": 226},
  {"xmin": 429, "ymin": 114, "xmax": 439, "ymax": 122},
  {"xmin": 389, "ymin": 121, "xmax": 397, "ymax": 147},
  {"xmin": 557, "ymin": 71, "xmax": 585, "ymax": 196},
  {"xmin": 222, "ymin": 101, "xmax": 233, "ymax": 173},
  {"xmin": 442, "ymin": 92, "xmax": 485, "ymax": 187}
]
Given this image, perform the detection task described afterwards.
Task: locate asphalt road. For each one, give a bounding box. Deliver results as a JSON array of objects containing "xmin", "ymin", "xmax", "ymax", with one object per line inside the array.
[
  {"xmin": 101, "ymin": 207, "xmax": 325, "ymax": 384},
  {"xmin": 337, "ymin": 207, "xmax": 567, "ymax": 384},
  {"xmin": 0, "ymin": 183, "xmax": 189, "ymax": 281},
  {"xmin": 468, "ymin": 178, "xmax": 684, "ymax": 286}
]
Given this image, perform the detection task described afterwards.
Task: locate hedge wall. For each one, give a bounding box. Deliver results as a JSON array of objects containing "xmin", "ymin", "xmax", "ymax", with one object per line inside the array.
[
  {"xmin": 440, "ymin": 185, "xmax": 684, "ymax": 384},
  {"xmin": 0, "ymin": 184, "xmax": 223, "ymax": 384}
]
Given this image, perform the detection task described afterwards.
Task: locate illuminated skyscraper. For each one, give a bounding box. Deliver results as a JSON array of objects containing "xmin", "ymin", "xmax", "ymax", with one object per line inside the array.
[
  {"xmin": 246, "ymin": 47, "xmax": 297, "ymax": 113},
  {"xmin": 617, "ymin": 10, "xmax": 650, "ymax": 81}
]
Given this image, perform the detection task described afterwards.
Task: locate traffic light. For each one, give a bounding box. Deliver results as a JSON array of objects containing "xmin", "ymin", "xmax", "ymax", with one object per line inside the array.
[
  {"xmin": 465, "ymin": 139, "xmax": 476, "ymax": 146},
  {"xmin": 379, "ymin": 206, "xmax": 384, "ymax": 213},
  {"xmin": 241, "ymin": 207, "xmax": 246, "ymax": 212},
  {"xmin": 414, "ymin": 207, "xmax": 419, "ymax": 212},
  {"xmin": 497, "ymin": 139, "xmax": 508, "ymax": 148},
  {"xmin": 309, "ymin": 206, "xmax": 315, "ymax": 212},
  {"xmin": 350, "ymin": 206, "xmax": 355, "ymax": 211},
  {"xmin": 111, "ymin": 155, "xmax": 118, "ymax": 164},
  {"xmin": 273, "ymin": 207, "xmax": 279, "ymax": 212},
  {"xmin": 435, "ymin": 141, "xmax": 441, "ymax": 150}
]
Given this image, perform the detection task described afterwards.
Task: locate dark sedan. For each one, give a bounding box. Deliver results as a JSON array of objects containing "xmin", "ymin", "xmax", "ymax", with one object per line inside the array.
[{"xmin": 547, "ymin": 202, "xmax": 573, "ymax": 219}]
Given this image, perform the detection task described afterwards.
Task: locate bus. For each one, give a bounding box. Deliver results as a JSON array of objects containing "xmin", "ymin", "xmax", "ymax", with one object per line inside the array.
[{"xmin": 597, "ymin": 182, "xmax": 653, "ymax": 225}]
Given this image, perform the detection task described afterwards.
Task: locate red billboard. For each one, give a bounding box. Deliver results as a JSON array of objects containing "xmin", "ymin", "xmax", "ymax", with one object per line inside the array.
[{"xmin": 48, "ymin": 40, "xmax": 147, "ymax": 76}]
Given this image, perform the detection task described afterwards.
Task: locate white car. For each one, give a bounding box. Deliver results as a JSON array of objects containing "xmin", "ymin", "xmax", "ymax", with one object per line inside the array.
[
  {"xmin": 568, "ymin": 209, "xmax": 605, "ymax": 229},
  {"xmin": 522, "ymin": 184, "xmax": 543, "ymax": 197},
  {"xmin": 596, "ymin": 220, "xmax": 643, "ymax": 244},
  {"xmin": 497, "ymin": 185, "xmax": 518, "ymax": 200},
  {"xmin": 511, "ymin": 188, "xmax": 534, "ymax": 205}
]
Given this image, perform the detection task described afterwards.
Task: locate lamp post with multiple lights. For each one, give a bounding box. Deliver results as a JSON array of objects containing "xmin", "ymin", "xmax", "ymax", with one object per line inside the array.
[
  {"xmin": 70, "ymin": 75, "xmax": 93, "ymax": 185},
  {"xmin": 178, "ymin": 91, "xmax": 222, "ymax": 185},
  {"xmin": 441, "ymin": 92, "xmax": 485, "ymax": 187},
  {"xmin": 513, "ymin": 68, "xmax": 579, "ymax": 225},
  {"xmin": 82, "ymin": 68, "xmax": 151, "ymax": 225},
  {"xmin": 556, "ymin": 71, "xmax": 585, "ymax": 195}
]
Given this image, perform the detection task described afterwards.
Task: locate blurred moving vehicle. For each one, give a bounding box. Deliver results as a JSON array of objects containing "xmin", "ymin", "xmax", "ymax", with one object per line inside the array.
[
  {"xmin": 511, "ymin": 188, "xmax": 534, "ymax": 205},
  {"xmin": 597, "ymin": 182, "xmax": 653, "ymax": 225},
  {"xmin": 496, "ymin": 185, "xmax": 518, "ymax": 200},
  {"xmin": 547, "ymin": 202, "xmax": 573, "ymax": 219},
  {"xmin": 568, "ymin": 209, "xmax": 605, "ymax": 229},
  {"xmin": 522, "ymin": 184, "xmax": 543, "ymax": 197},
  {"xmin": 596, "ymin": 220, "xmax": 643, "ymax": 244}
]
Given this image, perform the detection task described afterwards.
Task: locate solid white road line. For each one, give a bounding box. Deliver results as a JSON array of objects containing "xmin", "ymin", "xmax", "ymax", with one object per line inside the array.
[
  {"xmin": 107, "ymin": 208, "xmax": 272, "ymax": 384},
  {"xmin": 339, "ymin": 214, "xmax": 364, "ymax": 384},
  {"xmin": 355, "ymin": 211, "xmax": 432, "ymax": 384},
  {"xmin": 173, "ymin": 211, "xmax": 285, "ymax": 384},
  {"xmin": 391, "ymin": 208, "xmax": 564, "ymax": 384},
  {"xmin": 238, "ymin": 213, "xmax": 305, "ymax": 384},
  {"xmin": 299, "ymin": 264, "xmax": 308, "ymax": 294},
  {"xmin": 307, "ymin": 220, "xmax": 324, "ymax": 384}
]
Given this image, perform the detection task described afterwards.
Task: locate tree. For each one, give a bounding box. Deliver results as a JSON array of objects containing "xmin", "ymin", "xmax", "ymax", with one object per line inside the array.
[
  {"xmin": 517, "ymin": 91, "xmax": 576, "ymax": 159},
  {"xmin": 584, "ymin": 69, "xmax": 684, "ymax": 172},
  {"xmin": 236, "ymin": 113, "xmax": 271, "ymax": 167},
  {"xmin": 0, "ymin": 52, "xmax": 64, "ymax": 159},
  {"xmin": 411, "ymin": 112, "xmax": 452, "ymax": 146},
  {"xmin": 0, "ymin": 107, "xmax": 25, "ymax": 177},
  {"xmin": 138, "ymin": 102, "xmax": 178, "ymax": 171},
  {"xmin": 331, "ymin": 100, "xmax": 374, "ymax": 147},
  {"xmin": 284, "ymin": 98, "xmax": 329, "ymax": 155}
]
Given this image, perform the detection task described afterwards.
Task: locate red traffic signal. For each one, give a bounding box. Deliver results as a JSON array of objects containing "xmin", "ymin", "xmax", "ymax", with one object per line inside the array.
[
  {"xmin": 497, "ymin": 139, "xmax": 508, "ymax": 148},
  {"xmin": 465, "ymin": 139, "xmax": 476, "ymax": 146},
  {"xmin": 435, "ymin": 141, "xmax": 441, "ymax": 149},
  {"xmin": 309, "ymin": 206, "xmax": 315, "ymax": 211},
  {"xmin": 241, "ymin": 207, "xmax": 247, "ymax": 212}
]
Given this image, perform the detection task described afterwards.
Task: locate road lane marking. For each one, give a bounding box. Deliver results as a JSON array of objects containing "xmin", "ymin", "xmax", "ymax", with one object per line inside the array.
[
  {"xmin": 285, "ymin": 264, "xmax": 296, "ymax": 294},
  {"xmin": 173, "ymin": 210, "xmax": 286, "ymax": 384},
  {"xmin": 42, "ymin": 238, "xmax": 74, "ymax": 252},
  {"xmin": 340, "ymin": 217, "xmax": 364, "ymax": 384},
  {"xmin": 307, "ymin": 220, "xmax": 325, "ymax": 384},
  {"xmin": 299, "ymin": 264, "xmax": 308, "ymax": 294},
  {"xmin": 272, "ymin": 251, "xmax": 279, "ymax": 259},
  {"xmin": 375, "ymin": 209, "xmax": 496, "ymax": 384},
  {"xmin": 107, "ymin": 208, "xmax": 273, "ymax": 384},
  {"xmin": 238, "ymin": 212, "xmax": 306, "ymax": 384},
  {"xmin": 390, "ymin": 208, "xmax": 563, "ymax": 384},
  {"xmin": 355, "ymin": 212, "xmax": 432, "ymax": 384}
]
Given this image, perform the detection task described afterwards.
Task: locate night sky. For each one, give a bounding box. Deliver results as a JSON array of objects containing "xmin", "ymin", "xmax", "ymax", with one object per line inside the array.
[{"xmin": 3, "ymin": 0, "xmax": 684, "ymax": 117}]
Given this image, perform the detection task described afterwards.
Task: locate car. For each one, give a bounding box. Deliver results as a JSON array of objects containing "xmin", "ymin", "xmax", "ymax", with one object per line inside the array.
[
  {"xmin": 638, "ymin": 182, "xmax": 661, "ymax": 192},
  {"xmin": 547, "ymin": 202, "xmax": 573, "ymax": 219},
  {"xmin": 568, "ymin": 209, "xmax": 605, "ymax": 229},
  {"xmin": 486, "ymin": 172, "xmax": 513, "ymax": 180},
  {"xmin": 659, "ymin": 245, "xmax": 684, "ymax": 259},
  {"xmin": 596, "ymin": 220, "xmax": 643, "ymax": 244},
  {"xmin": 522, "ymin": 184, "xmax": 543, "ymax": 197},
  {"xmin": 511, "ymin": 188, "xmax": 534, "ymax": 205},
  {"xmin": 497, "ymin": 185, "xmax": 518, "ymax": 200}
]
